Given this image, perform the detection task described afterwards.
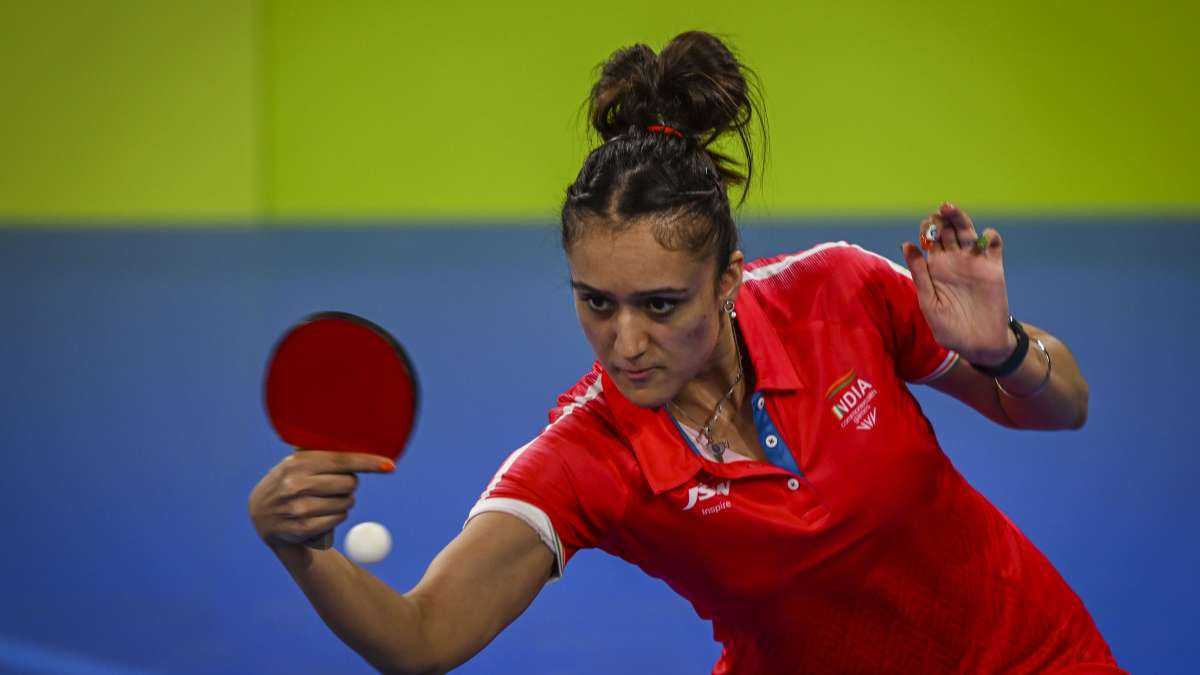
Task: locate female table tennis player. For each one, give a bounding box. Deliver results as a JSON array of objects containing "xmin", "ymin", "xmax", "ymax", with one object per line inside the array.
[{"xmin": 248, "ymin": 30, "xmax": 1123, "ymax": 674}]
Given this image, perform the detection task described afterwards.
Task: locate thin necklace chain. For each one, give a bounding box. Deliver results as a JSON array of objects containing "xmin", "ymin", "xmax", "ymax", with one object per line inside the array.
[{"xmin": 669, "ymin": 311, "xmax": 744, "ymax": 462}]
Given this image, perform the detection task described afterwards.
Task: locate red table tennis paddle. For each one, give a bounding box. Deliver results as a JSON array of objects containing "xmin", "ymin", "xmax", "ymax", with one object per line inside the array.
[{"xmin": 264, "ymin": 311, "xmax": 419, "ymax": 549}]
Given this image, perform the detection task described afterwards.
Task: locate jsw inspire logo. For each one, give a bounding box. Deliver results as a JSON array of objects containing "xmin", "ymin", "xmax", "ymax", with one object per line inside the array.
[
  {"xmin": 825, "ymin": 369, "xmax": 879, "ymax": 431},
  {"xmin": 683, "ymin": 480, "xmax": 731, "ymax": 513}
]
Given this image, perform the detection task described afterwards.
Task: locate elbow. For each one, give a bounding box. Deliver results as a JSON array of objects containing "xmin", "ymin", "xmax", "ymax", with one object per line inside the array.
[
  {"xmin": 375, "ymin": 654, "xmax": 446, "ymax": 675},
  {"xmin": 370, "ymin": 606, "xmax": 444, "ymax": 675},
  {"xmin": 372, "ymin": 654, "xmax": 430, "ymax": 675},
  {"xmin": 379, "ymin": 666, "xmax": 444, "ymax": 675}
]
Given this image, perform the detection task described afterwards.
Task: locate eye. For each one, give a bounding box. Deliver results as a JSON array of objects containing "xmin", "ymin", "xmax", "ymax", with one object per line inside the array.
[
  {"xmin": 645, "ymin": 297, "xmax": 679, "ymax": 316},
  {"xmin": 583, "ymin": 295, "xmax": 613, "ymax": 313}
]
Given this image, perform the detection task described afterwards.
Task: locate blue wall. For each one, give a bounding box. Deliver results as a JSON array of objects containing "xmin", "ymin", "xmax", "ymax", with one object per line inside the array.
[{"xmin": 1, "ymin": 220, "xmax": 1197, "ymax": 673}]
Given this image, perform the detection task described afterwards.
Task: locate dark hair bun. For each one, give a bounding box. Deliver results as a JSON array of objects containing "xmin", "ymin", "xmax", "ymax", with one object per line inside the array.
[{"xmin": 587, "ymin": 30, "xmax": 764, "ymax": 193}]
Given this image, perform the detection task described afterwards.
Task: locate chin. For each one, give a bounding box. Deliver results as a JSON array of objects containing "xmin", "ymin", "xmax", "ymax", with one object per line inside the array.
[{"xmin": 613, "ymin": 379, "xmax": 672, "ymax": 409}]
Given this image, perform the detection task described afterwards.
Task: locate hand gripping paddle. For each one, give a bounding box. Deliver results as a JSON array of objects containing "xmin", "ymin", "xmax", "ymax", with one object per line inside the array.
[{"xmin": 264, "ymin": 312, "xmax": 419, "ymax": 549}]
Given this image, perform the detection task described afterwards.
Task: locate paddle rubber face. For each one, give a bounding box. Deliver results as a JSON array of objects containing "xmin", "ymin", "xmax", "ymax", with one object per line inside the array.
[{"xmin": 264, "ymin": 312, "xmax": 419, "ymax": 461}]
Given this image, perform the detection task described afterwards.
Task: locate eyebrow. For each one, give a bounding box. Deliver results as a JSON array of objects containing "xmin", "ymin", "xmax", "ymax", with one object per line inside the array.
[{"xmin": 570, "ymin": 281, "xmax": 690, "ymax": 299}]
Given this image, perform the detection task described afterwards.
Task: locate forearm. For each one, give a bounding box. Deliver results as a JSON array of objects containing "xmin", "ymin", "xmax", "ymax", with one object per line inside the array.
[
  {"xmin": 991, "ymin": 323, "xmax": 1088, "ymax": 431},
  {"xmin": 272, "ymin": 543, "xmax": 436, "ymax": 674}
]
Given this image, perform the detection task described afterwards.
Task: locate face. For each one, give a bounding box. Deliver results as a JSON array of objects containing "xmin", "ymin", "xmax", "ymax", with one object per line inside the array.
[{"xmin": 566, "ymin": 218, "xmax": 742, "ymax": 408}]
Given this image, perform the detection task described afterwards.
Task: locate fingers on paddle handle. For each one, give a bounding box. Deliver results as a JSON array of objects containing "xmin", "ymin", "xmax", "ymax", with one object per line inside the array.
[{"xmin": 305, "ymin": 529, "xmax": 334, "ymax": 550}]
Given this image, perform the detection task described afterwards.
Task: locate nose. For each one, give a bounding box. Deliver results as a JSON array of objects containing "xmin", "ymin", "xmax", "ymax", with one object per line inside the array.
[{"xmin": 613, "ymin": 308, "xmax": 649, "ymax": 362}]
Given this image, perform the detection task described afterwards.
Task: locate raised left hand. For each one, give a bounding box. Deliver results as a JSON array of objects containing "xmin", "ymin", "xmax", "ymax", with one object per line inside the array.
[{"xmin": 900, "ymin": 202, "xmax": 1016, "ymax": 366}]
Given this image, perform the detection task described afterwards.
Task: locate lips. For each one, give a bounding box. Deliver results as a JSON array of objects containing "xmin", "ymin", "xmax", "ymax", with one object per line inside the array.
[{"xmin": 620, "ymin": 366, "xmax": 657, "ymax": 383}]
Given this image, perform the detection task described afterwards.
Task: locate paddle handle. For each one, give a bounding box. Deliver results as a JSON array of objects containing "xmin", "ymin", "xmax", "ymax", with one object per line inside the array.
[{"xmin": 306, "ymin": 529, "xmax": 334, "ymax": 550}]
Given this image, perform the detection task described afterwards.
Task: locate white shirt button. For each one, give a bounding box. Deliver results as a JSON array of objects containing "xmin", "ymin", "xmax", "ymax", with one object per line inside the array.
[
  {"xmin": 787, "ymin": 478, "xmax": 800, "ymax": 490},
  {"xmin": 764, "ymin": 434, "xmax": 779, "ymax": 449},
  {"xmin": 756, "ymin": 397, "xmax": 765, "ymax": 410}
]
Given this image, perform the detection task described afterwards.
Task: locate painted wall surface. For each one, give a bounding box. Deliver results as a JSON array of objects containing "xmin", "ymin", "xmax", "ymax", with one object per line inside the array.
[
  {"xmin": 265, "ymin": 0, "xmax": 1199, "ymax": 218},
  {"xmin": 0, "ymin": 2, "xmax": 258, "ymax": 223},
  {"xmin": 2, "ymin": 1, "xmax": 1196, "ymax": 222},
  {"xmin": 3, "ymin": 222, "xmax": 1198, "ymax": 673}
]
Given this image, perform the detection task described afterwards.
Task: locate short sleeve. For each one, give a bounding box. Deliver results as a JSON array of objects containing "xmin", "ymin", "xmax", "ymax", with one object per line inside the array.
[
  {"xmin": 851, "ymin": 244, "xmax": 960, "ymax": 384},
  {"xmin": 463, "ymin": 413, "xmax": 626, "ymax": 583}
]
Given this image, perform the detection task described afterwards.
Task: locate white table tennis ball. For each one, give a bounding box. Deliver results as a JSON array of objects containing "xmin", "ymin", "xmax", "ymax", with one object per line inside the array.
[{"xmin": 344, "ymin": 521, "xmax": 392, "ymax": 564}]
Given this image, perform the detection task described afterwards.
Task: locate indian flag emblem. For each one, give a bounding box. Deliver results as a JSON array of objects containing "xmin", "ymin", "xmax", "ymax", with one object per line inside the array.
[{"xmin": 824, "ymin": 368, "xmax": 880, "ymax": 430}]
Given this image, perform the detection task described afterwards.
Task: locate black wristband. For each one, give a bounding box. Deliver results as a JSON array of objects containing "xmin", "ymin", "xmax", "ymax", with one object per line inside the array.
[{"xmin": 970, "ymin": 316, "xmax": 1029, "ymax": 378}]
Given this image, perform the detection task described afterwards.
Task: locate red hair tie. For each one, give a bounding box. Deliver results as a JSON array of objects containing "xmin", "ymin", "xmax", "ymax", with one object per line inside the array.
[{"xmin": 647, "ymin": 124, "xmax": 684, "ymax": 139}]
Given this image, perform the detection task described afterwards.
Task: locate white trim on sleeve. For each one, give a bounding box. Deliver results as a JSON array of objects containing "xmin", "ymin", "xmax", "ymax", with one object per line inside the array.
[
  {"xmin": 464, "ymin": 497, "xmax": 565, "ymax": 584},
  {"xmin": 911, "ymin": 350, "xmax": 960, "ymax": 384}
]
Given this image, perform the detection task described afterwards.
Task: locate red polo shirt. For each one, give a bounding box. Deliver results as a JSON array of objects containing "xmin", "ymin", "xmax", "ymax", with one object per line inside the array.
[{"xmin": 465, "ymin": 241, "xmax": 1122, "ymax": 674}]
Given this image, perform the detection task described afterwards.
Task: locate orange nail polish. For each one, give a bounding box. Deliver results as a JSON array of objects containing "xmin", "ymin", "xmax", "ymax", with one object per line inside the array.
[{"xmin": 378, "ymin": 461, "xmax": 395, "ymax": 472}]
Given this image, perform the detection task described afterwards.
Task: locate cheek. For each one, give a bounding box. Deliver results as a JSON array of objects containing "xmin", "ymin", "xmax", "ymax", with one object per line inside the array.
[
  {"xmin": 669, "ymin": 311, "xmax": 717, "ymax": 359},
  {"xmin": 685, "ymin": 317, "xmax": 711, "ymax": 343}
]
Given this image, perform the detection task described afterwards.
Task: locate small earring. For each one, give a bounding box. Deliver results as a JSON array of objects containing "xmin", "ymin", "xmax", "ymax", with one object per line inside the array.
[{"xmin": 723, "ymin": 298, "xmax": 736, "ymax": 319}]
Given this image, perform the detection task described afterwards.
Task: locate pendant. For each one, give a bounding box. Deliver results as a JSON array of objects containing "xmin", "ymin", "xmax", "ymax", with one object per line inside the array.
[{"xmin": 710, "ymin": 441, "xmax": 727, "ymax": 463}]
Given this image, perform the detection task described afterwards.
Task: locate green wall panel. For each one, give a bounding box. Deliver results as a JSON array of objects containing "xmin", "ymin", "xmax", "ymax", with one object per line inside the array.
[
  {"xmin": 3, "ymin": 2, "xmax": 1196, "ymax": 223},
  {"xmin": 0, "ymin": 1, "xmax": 258, "ymax": 223},
  {"xmin": 265, "ymin": 0, "xmax": 1198, "ymax": 218}
]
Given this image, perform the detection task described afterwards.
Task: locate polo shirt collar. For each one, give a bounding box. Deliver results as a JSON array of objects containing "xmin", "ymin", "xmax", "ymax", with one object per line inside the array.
[
  {"xmin": 735, "ymin": 284, "xmax": 807, "ymax": 392},
  {"xmin": 602, "ymin": 286, "xmax": 807, "ymax": 495}
]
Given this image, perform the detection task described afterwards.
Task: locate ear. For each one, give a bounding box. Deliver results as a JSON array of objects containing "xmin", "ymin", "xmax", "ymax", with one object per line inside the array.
[{"xmin": 717, "ymin": 250, "xmax": 745, "ymax": 303}]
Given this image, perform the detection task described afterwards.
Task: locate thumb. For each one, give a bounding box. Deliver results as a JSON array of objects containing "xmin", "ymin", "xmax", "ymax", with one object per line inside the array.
[{"xmin": 900, "ymin": 242, "xmax": 935, "ymax": 304}]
